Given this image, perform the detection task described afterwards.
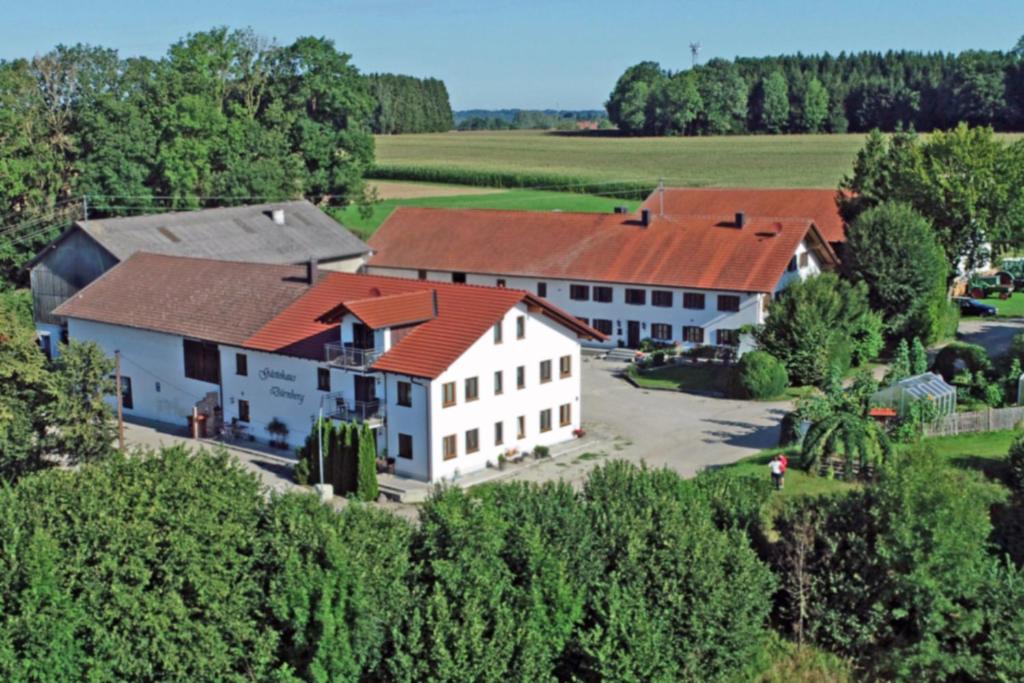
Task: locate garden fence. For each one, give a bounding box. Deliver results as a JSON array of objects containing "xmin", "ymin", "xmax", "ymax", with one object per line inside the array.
[{"xmin": 923, "ymin": 406, "xmax": 1024, "ymax": 437}]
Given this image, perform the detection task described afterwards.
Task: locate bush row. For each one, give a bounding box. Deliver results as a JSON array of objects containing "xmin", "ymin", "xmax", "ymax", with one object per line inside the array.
[
  {"xmin": 0, "ymin": 449, "xmax": 774, "ymax": 682},
  {"xmin": 366, "ymin": 164, "xmax": 654, "ymax": 199}
]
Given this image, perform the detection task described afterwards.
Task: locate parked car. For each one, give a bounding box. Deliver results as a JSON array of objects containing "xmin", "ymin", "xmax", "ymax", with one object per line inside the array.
[{"xmin": 954, "ymin": 297, "xmax": 997, "ymax": 317}]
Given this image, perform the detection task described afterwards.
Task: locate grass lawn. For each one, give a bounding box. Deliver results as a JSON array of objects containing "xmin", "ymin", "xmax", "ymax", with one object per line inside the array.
[
  {"xmin": 375, "ymin": 130, "xmax": 1023, "ymax": 190},
  {"xmin": 719, "ymin": 429, "xmax": 1017, "ymax": 519},
  {"xmin": 332, "ymin": 187, "xmax": 641, "ymax": 237},
  {"xmin": 626, "ymin": 363, "xmax": 729, "ymax": 394},
  {"xmin": 986, "ymin": 293, "xmax": 1024, "ymax": 318}
]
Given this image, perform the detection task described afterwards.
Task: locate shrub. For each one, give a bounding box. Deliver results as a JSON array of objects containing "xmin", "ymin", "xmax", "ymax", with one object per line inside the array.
[
  {"xmin": 733, "ymin": 351, "xmax": 789, "ymax": 399},
  {"xmin": 533, "ymin": 445, "xmax": 551, "ymax": 459},
  {"xmin": 293, "ymin": 456, "xmax": 311, "ymax": 485},
  {"xmin": 651, "ymin": 350, "xmax": 666, "ymax": 366},
  {"xmin": 778, "ymin": 411, "xmax": 804, "ymax": 446},
  {"xmin": 932, "ymin": 342, "xmax": 991, "ymax": 383},
  {"xmin": 1009, "ymin": 432, "xmax": 1024, "ymax": 491}
]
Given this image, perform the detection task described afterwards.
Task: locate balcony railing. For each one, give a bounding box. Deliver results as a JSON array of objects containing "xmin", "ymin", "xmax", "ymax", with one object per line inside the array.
[
  {"xmin": 324, "ymin": 342, "xmax": 382, "ymax": 370},
  {"xmin": 323, "ymin": 393, "xmax": 383, "ymax": 423}
]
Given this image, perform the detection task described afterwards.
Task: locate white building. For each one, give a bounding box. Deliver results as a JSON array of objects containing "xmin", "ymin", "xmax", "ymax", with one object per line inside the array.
[
  {"xmin": 365, "ymin": 205, "xmax": 838, "ymax": 350},
  {"xmin": 54, "ymin": 253, "xmax": 600, "ymax": 483}
]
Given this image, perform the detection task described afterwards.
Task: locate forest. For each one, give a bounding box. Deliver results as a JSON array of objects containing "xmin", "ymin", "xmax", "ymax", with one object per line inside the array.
[
  {"xmin": 367, "ymin": 73, "xmax": 453, "ymax": 134},
  {"xmin": 0, "ymin": 27, "xmax": 452, "ymax": 285},
  {"xmin": 606, "ymin": 41, "xmax": 1024, "ymax": 135}
]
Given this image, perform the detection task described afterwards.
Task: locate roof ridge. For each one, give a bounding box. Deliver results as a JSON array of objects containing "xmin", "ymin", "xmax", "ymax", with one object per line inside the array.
[
  {"xmin": 390, "ymin": 205, "xmax": 635, "ymax": 219},
  {"xmin": 77, "ymin": 199, "xmax": 313, "ymax": 228}
]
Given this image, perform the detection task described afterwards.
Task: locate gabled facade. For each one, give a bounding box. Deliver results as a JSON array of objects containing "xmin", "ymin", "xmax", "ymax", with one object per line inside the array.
[{"xmin": 54, "ymin": 253, "xmax": 599, "ymax": 483}]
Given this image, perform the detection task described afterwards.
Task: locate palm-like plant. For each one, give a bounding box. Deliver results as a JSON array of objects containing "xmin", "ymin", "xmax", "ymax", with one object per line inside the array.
[{"xmin": 800, "ymin": 410, "xmax": 891, "ymax": 480}]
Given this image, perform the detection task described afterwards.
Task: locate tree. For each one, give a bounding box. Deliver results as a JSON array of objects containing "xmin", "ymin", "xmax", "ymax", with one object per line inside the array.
[
  {"xmin": 801, "ymin": 404, "xmax": 891, "ymax": 479},
  {"xmin": 0, "ymin": 290, "xmax": 51, "ymax": 481},
  {"xmin": 605, "ymin": 61, "xmax": 662, "ymax": 134},
  {"xmin": 844, "ymin": 202, "xmax": 950, "ymax": 342},
  {"xmin": 694, "ymin": 59, "xmax": 748, "ymax": 135},
  {"xmin": 45, "ymin": 340, "xmax": 116, "ymax": 463},
  {"xmin": 800, "ymin": 77, "xmax": 829, "ymax": 132},
  {"xmin": 840, "ymin": 125, "xmax": 1024, "ymax": 274},
  {"xmin": 759, "ymin": 71, "xmax": 790, "ymax": 133},
  {"xmin": 775, "ymin": 450, "xmax": 1006, "ymax": 678},
  {"xmin": 756, "ymin": 273, "xmax": 878, "ymax": 386},
  {"xmin": 650, "ymin": 71, "xmax": 702, "ymax": 135},
  {"xmin": 910, "ymin": 337, "xmax": 928, "ymax": 375},
  {"xmin": 355, "ymin": 422, "xmax": 378, "ymax": 502},
  {"xmin": 885, "ymin": 338, "xmax": 911, "ymax": 386}
]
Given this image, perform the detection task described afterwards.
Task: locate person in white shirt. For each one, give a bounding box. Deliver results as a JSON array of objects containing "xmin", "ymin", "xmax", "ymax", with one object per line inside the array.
[{"xmin": 769, "ymin": 456, "xmax": 784, "ymax": 491}]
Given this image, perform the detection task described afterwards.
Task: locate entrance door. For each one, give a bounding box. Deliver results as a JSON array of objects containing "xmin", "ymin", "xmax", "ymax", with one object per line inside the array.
[
  {"xmin": 627, "ymin": 321, "xmax": 641, "ymax": 348},
  {"xmin": 354, "ymin": 375, "xmax": 376, "ymax": 402},
  {"xmin": 352, "ymin": 322, "xmax": 375, "ymax": 349}
]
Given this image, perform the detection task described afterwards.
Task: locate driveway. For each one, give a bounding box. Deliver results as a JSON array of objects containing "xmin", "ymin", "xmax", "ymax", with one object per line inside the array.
[
  {"xmin": 957, "ymin": 317, "xmax": 1024, "ymax": 358},
  {"xmin": 577, "ymin": 357, "xmax": 787, "ymax": 476}
]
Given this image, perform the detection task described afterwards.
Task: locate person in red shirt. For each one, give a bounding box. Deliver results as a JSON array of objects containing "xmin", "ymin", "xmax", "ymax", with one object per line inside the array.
[{"xmin": 778, "ymin": 453, "xmax": 789, "ymax": 490}]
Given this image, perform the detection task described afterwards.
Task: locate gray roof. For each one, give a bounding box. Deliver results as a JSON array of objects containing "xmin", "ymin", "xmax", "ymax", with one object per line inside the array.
[{"xmin": 69, "ymin": 200, "xmax": 369, "ymax": 264}]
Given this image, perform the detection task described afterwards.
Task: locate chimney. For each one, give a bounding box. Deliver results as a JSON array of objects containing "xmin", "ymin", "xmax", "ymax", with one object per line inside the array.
[
  {"xmin": 735, "ymin": 211, "xmax": 746, "ymax": 228},
  {"xmin": 641, "ymin": 208, "xmax": 651, "ymax": 227},
  {"xmin": 272, "ymin": 208, "xmax": 286, "ymax": 226},
  {"xmin": 307, "ymin": 256, "xmax": 318, "ymax": 284}
]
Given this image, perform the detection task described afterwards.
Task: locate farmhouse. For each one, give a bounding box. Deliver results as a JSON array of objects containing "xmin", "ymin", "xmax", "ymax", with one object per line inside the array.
[
  {"xmin": 366, "ymin": 205, "xmax": 838, "ymax": 350},
  {"xmin": 54, "ymin": 252, "xmax": 600, "ymax": 483},
  {"xmin": 29, "ymin": 201, "xmax": 371, "ymax": 357}
]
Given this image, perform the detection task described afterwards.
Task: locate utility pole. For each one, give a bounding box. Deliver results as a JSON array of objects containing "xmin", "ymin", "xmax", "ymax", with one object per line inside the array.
[
  {"xmin": 658, "ymin": 178, "xmax": 665, "ymax": 217},
  {"xmin": 317, "ymin": 406, "xmax": 325, "ymax": 488},
  {"xmin": 115, "ymin": 350, "xmax": 125, "ymax": 451}
]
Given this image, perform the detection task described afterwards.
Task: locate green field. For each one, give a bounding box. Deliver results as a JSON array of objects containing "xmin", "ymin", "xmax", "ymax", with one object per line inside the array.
[
  {"xmin": 334, "ymin": 187, "xmax": 641, "ymax": 237},
  {"xmin": 375, "ymin": 130, "xmax": 1024, "ymax": 190}
]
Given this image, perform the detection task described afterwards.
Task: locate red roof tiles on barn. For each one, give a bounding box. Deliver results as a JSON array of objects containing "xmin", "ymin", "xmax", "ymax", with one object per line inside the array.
[
  {"xmin": 369, "ymin": 207, "xmax": 837, "ymax": 294},
  {"xmin": 52, "ymin": 253, "xmax": 311, "ymax": 346},
  {"xmin": 641, "ymin": 187, "xmax": 847, "ymax": 243}
]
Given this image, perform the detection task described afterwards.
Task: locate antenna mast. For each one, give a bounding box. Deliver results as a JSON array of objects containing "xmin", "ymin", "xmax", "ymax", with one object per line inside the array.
[{"xmin": 689, "ymin": 42, "xmax": 702, "ymax": 68}]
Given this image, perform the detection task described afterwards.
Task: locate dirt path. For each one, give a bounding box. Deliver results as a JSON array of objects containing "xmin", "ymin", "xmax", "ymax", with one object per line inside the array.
[{"xmin": 371, "ymin": 180, "xmax": 507, "ymax": 200}]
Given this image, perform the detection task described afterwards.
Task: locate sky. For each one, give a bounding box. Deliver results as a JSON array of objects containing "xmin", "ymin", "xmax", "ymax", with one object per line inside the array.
[{"xmin": 2, "ymin": 0, "xmax": 1023, "ymax": 110}]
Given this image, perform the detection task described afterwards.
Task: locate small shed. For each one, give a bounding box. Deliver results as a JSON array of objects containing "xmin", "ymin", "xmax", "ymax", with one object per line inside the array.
[{"xmin": 871, "ymin": 372, "xmax": 956, "ymax": 418}]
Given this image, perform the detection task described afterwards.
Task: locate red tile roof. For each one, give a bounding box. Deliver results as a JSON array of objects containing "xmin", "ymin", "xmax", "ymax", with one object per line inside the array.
[
  {"xmin": 369, "ymin": 207, "xmax": 837, "ymax": 294},
  {"xmin": 640, "ymin": 188, "xmax": 847, "ymax": 243},
  {"xmin": 52, "ymin": 253, "xmax": 311, "ymax": 346},
  {"xmin": 325, "ymin": 290, "xmax": 437, "ymax": 330},
  {"xmin": 56, "ymin": 253, "xmax": 602, "ymax": 380},
  {"xmin": 246, "ymin": 272, "xmax": 603, "ymax": 378}
]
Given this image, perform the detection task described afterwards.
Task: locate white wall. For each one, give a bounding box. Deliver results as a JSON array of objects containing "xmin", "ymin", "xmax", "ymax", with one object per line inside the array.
[
  {"xmin": 382, "ymin": 373, "xmax": 431, "ymax": 480},
  {"xmin": 428, "ymin": 302, "xmax": 582, "ymax": 482},
  {"xmin": 369, "ymin": 237, "xmax": 822, "ymax": 349},
  {"xmin": 774, "ymin": 239, "xmax": 822, "ymax": 292},
  {"xmin": 67, "ymin": 318, "xmax": 220, "ymax": 428},
  {"xmin": 220, "ymin": 346, "xmax": 362, "ymax": 448},
  {"xmin": 365, "ymin": 266, "xmax": 762, "ymax": 349}
]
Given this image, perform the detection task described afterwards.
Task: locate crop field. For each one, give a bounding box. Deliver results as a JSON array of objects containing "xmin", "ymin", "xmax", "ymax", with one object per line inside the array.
[{"xmin": 374, "ymin": 129, "xmax": 1024, "ymax": 190}]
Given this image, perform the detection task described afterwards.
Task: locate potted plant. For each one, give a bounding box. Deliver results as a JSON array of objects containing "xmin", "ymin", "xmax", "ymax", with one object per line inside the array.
[
  {"xmin": 533, "ymin": 445, "xmax": 550, "ymax": 459},
  {"xmin": 497, "ymin": 453, "xmax": 507, "ymax": 471},
  {"xmin": 267, "ymin": 417, "xmax": 289, "ymax": 449}
]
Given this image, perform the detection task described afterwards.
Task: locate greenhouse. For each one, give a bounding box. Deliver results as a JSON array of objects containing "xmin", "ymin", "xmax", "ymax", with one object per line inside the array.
[{"xmin": 871, "ymin": 372, "xmax": 956, "ymax": 417}]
